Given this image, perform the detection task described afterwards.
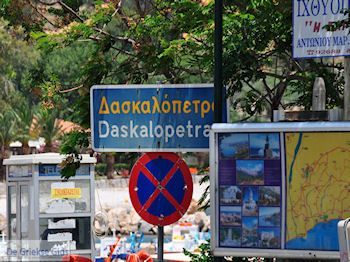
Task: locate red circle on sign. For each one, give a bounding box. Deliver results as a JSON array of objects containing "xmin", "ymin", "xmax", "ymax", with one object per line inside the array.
[{"xmin": 129, "ymin": 153, "xmax": 193, "ymax": 226}]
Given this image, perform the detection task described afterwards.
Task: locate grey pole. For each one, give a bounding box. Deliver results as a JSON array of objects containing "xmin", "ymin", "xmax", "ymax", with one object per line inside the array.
[
  {"xmin": 214, "ymin": 0, "xmax": 224, "ymax": 259},
  {"xmin": 157, "ymin": 226, "xmax": 164, "ymax": 262},
  {"xmin": 344, "ymin": 57, "xmax": 350, "ymax": 120},
  {"xmin": 214, "ymin": 0, "xmax": 223, "ymax": 123},
  {"xmin": 312, "ymin": 77, "xmax": 326, "ymax": 111}
]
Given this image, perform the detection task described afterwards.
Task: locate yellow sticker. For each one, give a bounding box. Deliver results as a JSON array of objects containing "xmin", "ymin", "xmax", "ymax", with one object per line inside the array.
[{"xmin": 51, "ymin": 188, "xmax": 81, "ymax": 199}]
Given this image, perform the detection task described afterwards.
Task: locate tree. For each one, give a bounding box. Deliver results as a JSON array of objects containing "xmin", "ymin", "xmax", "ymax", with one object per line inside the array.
[
  {"xmin": 14, "ymin": 99, "xmax": 37, "ymax": 154},
  {"xmin": 34, "ymin": 108, "xmax": 62, "ymax": 152},
  {"xmin": 20, "ymin": 0, "xmax": 344, "ymax": 178},
  {"xmin": 0, "ymin": 111, "xmax": 17, "ymax": 180},
  {"xmin": 0, "ymin": 18, "xmax": 39, "ymax": 100},
  {"xmin": 222, "ymin": 1, "xmax": 344, "ymax": 121}
]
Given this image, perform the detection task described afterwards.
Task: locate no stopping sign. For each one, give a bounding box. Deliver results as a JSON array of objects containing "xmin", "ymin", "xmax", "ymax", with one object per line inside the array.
[{"xmin": 129, "ymin": 153, "xmax": 193, "ymax": 226}]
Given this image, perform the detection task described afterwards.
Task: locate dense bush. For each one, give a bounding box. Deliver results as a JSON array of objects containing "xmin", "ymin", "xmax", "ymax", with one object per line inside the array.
[{"xmin": 95, "ymin": 163, "xmax": 107, "ymax": 176}]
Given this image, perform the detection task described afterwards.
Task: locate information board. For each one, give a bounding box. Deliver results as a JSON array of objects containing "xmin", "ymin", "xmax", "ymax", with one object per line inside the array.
[
  {"xmin": 91, "ymin": 84, "xmax": 224, "ymax": 152},
  {"xmin": 293, "ymin": 0, "xmax": 350, "ymax": 58},
  {"xmin": 210, "ymin": 122, "xmax": 350, "ymax": 259}
]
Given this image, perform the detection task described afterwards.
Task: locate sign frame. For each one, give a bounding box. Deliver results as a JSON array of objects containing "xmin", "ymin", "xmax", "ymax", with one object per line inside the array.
[
  {"xmin": 292, "ymin": 0, "xmax": 350, "ymax": 59},
  {"xmin": 210, "ymin": 122, "xmax": 350, "ymax": 259},
  {"xmin": 90, "ymin": 84, "xmax": 228, "ymax": 152},
  {"xmin": 129, "ymin": 152, "xmax": 193, "ymax": 226}
]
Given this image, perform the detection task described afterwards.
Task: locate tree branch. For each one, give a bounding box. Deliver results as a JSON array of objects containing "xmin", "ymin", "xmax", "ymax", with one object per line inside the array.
[
  {"xmin": 112, "ymin": 0, "xmax": 124, "ymax": 17},
  {"xmin": 59, "ymin": 85, "xmax": 82, "ymax": 93},
  {"xmin": 58, "ymin": 0, "xmax": 84, "ymax": 22},
  {"xmin": 27, "ymin": 0, "xmax": 58, "ymax": 28}
]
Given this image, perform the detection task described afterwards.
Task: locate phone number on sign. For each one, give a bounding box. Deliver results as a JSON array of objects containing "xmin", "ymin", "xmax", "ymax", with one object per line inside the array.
[{"xmin": 307, "ymin": 49, "xmax": 341, "ymax": 56}]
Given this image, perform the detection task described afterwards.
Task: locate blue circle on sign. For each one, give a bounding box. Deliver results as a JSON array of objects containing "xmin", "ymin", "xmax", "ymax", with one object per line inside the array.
[{"xmin": 137, "ymin": 158, "xmax": 185, "ymax": 217}]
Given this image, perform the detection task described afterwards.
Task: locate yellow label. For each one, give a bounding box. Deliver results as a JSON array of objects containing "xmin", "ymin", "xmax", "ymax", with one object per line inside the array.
[{"xmin": 51, "ymin": 188, "xmax": 81, "ymax": 199}]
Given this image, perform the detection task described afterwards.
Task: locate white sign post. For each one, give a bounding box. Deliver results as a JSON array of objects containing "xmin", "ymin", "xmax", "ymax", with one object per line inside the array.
[{"xmin": 293, "ymin": 0, "xmax": 350, "ymax": 58}]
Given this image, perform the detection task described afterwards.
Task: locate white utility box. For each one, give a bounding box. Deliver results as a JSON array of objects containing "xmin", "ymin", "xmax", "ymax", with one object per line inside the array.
[{"xmin": 3, "ymin": 153, "xmax": 96, "ymax": 261}]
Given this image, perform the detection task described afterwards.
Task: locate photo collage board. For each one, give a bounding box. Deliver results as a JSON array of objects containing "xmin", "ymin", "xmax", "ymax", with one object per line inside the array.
[{"xmin": 218, "ymin": 132, "xmax": 282, "ymax": 249}]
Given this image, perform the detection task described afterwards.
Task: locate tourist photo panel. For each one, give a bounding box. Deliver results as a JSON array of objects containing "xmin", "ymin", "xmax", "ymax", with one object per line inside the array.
[
  {"xmin": 236, "ymin": 160, "xmax": 264, "ymax": 185},
  {"xmin": 258, "ymin": 227, "xmax": 281, "ymax": 249},
  {"xmin": 258, "ymin": 186, "xmax": 281, "ymax": 206},
  {"xmin": 220, "ymin": 206, "xmax": 242, "ymax": 227},
  {"xmin": 219, "ymin": 133, "xmax": 249, "ymax": 159},
  {"xmin": 249, "ymin": 133, "xmax": 280, "ymax": 159},
  {"xmin": 242, "ymin": 217, "xmax": 259, "ymax": 248},
  {"xmin": 219, "ymin": 227, "xmax": 242, "ymax": 247},
  {"xmin": 259, "ymin": 207, "xmax": 281, "ymax": 227},
  {"xmin": 242, "ymin": 187, "xmax": 259, "ymax": 216},
  {"xmin": 217, "ymin": 131, "xmax": 283, "ymax": 251},
  {"xmin": 220, "ymin": 186, "xmax": 242, "ymax": 205}
]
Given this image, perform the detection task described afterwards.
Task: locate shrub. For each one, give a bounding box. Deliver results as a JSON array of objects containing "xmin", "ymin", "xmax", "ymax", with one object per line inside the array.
[{"xmin": 95, "ymin": 163, "xmax": 107, "ymax": 176}]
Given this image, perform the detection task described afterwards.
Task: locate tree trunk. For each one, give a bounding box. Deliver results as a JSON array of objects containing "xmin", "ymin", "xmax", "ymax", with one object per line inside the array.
[
  {"xmin": 106, "ymin": 153, "xmax": 115, "ymax": 179},
  {"xmin": 0, "ymin": 158, "xmax": 5, "ymax": 181},
  {"xmin": 0, "ymin": 147, "xmax": 10, "ymax": 181},
  {"xmin": 22, "ymin": 141, "xmax": 30, "ymax": 155}
]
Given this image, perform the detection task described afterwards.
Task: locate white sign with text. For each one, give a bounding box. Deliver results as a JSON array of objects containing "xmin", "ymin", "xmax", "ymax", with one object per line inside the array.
[{"xmin": 293, "ymin": 0, "xmax": 350, "ymax": 58}]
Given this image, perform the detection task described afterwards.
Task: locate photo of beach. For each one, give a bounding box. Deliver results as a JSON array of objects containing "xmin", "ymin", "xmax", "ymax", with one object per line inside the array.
[
  {"xmin": 219, "ymin": 133, "xmax": 249, "ymax": 159},
  {"xmin": 259, "ymin": 207, "xmax": 281, "ymax": 227},
  {"xmin": 220, "ymin": 206, "xmax": 242, "ymax": 226}
]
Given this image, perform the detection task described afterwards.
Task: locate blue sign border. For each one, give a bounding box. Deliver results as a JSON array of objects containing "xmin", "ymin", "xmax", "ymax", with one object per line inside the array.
[{"xmin": 90, "ymin": 84, "xmax": 227, "ymax": 152}]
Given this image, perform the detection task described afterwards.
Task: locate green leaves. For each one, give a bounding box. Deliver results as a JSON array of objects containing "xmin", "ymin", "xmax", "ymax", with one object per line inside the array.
[
  {"xmin": 183, "ymin": 242, "xmax": 213, "ymax": 262},
  {"xmin": 59, "ymin": 130, "xmax": 89, "ymax": 180}
]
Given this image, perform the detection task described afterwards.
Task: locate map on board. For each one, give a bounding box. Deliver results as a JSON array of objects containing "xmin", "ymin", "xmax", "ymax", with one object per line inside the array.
[{"xmin": 285, "ymin": 132, "xmax": 350, "ymax": 250}]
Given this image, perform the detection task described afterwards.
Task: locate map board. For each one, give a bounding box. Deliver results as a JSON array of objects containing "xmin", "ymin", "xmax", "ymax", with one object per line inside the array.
[
  {"xmin": 293, "ymin": 0, "xmax": 350, "ymax": 58},
  {"xmin": 91, "ymin": 84, "xmax": 226, "ymax": 152},
  {"xmin": 210, "ymin": 122, "xmax": 350, "ymax": 258}
]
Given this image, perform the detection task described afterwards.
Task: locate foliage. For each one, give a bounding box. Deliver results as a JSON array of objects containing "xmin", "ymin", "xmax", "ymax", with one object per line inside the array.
[
  {"xmin": 95, "ymin": 163, "xmax": 130, "ymax": 177},
  {"xmin": 95, "ymin": 163, "xmax": 107, "ymax": 176},
  {"xmin": 222, "ymin": 1, "xmax": 343, "ymax": 120},
  {"xmin": 183, "ymin": 242, "xmax": 213, "ymax": 262},
  {"xmin": 0, "ymin": 111, "xmax": 17, "ymax": 150},
  {"xmin": 2, "ymin": 0, "xmax": 344, "ymax": 179},
  {"xmin": 0, "ymin": 18, "xmax": 39, "ymax": 100},
  {"xmin": 198, "ymin": 173, "xmax": 210, "ymax": 211},
  {"xmin": 35, "ymin": 108, "xmax": 63, "ymax": 152},
  {"xmin": 59, "ymin": 130, "xmax": 89, "ymax": 179},
  {"xmin": 114, "ymin": 163, "xmax": 129, "ymax": 170}
]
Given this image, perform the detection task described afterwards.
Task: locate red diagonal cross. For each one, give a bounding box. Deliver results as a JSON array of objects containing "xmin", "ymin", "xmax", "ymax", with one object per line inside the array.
[{"xmin": 137, "ymin": 161, "xmax": 184, "ymax": 216}]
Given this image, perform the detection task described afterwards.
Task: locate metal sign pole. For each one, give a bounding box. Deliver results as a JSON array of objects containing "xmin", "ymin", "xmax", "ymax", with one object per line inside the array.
[
  {"xmin": 344, "ymin": 57, "xmax": 350, "ymax": 121},
  {"xmin": 157, "ymin": 226, "xmax": 164, "ymax": 262},
  {"xmin": 214, "ymin": 0, "xmax": 224, "ymax": 260},
  {"xmin": 214, "ymin": 0, "xmax": 223, "ymax": 124}
]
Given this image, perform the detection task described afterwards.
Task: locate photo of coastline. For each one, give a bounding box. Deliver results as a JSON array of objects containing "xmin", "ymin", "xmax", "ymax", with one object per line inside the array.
[
  {"xmin": 259, "ymin": 228, "xmax": 281, "ymax": 248},
  {"xmin": 219, "ymin": 133, "xmax": 249, "ymax": 159},
  {"xmin": 242, "ymin": 217, "xmax": 258, "ymax": 247},
  {"xmin": 220, "ymin": 227, "xmax": 241, "ymax": 247},
  {"xmin": 249, "ymin": 133, "xmax": 280, "ymax": 159},
  {"xmin": 220, "ymin": 186, "xmax": 242, "ymax": 205},
  {"xmin": 220, "ymin": 206, "xmax": 242, "ymax": 226},
  {"xmin": 258, "ymin": 186, "xmax": 281, "ymax": 206},
  {"xmin": 259, "ymin": 207, "xmax": 281, "ymax": 227},
  {"xmin": 236, "ymin": 160, "xmax": 264, "ymax": 185},
  {"xmin": 242, "ymin": 187, "xmax": 259, "ymax": 216}
]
